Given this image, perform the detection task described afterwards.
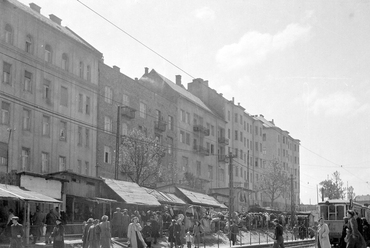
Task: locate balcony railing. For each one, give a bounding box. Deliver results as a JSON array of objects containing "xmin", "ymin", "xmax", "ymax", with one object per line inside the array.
[
  {"xmin": 193, "ymin": 145, "xmax": 210, "ymax": 156},
  {"xmin": 218, "ymin": 136, "xmax": 229, "ymax": 145},
  {"xmin": 154, "ymin": 120, "xmax": 166, "ymax": 132},
  {"xmin": 121, "ymin": 106, "xmax": 136, "ymax": 119},
  {"xmin": 193, "ymin": 125, "xmax": 210, "ymax": 136}
]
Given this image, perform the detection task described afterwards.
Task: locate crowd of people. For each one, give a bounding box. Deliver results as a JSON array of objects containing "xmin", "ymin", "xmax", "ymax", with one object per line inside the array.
[{"xmin": 337, "ymin": 210, "xmax": 370, "ymax": 248}]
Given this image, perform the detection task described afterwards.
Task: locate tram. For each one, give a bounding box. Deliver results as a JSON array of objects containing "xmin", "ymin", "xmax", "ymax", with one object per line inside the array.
[{"xmin": 318, "ymin": 199, "xmax": 370, "ymax": 245}]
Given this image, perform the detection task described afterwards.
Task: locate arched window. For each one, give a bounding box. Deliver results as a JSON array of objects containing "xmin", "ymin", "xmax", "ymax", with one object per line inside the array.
[
  {"xmin": 79, "ymin": 61, "xmax": 84, "ymax": 78},
  {"xmin": 44, "ymin": 44, "xmax": 52, "ymax": 63},
  {"xmin": 5, "ymin": 24, "xmax": 13, "ymax": 44},
  {"xmin": 62, "ymin": 53, "xmax": 69, "ymax": 71},
  {"xmin": 25, "ymin": 34, "xmax": 33, "ymax": 53}
]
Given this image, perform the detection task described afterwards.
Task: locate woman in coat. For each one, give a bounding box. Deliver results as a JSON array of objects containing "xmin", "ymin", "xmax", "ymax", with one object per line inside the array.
[
  {"xmin": 346, "ymin": 210, "xmax": 366, "ymax": 248},
  {"xmin": 317, "ymin": 217, "xmax": 331, "ymax": 248},
  {"xmin": 193, "ymin": 220, "xmax": 203, "ymax": 248},
  {"xmin": 99, "ymin": 215, "xmax": 111, "ymax": 248},
  {"xmin": 127, "ymin": 216, "xmax": 147, "ymax": 248},
  {"xmin": 51, "ymin": 218, "xmax": 64, "ymax": 248}
]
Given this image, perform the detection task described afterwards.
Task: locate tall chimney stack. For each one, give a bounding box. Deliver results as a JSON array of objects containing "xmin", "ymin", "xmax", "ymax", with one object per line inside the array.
[
  {"xmin": 29, "ymin": 3, "xmax": 41, "ymax": 13},
  {"xmin": 144, "ymin": 67, "xmax": 149, "ymax": 74},
  {"xmin": 176, "ymin": 75, "xmax": 182, "ymax": 86}
]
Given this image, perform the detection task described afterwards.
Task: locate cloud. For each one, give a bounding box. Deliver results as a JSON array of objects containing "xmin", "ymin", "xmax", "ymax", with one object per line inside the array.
[
  {"xmin": 216, "ymin": 23, "xmax": 311, "ymax": 70},
  {"xmin": 303, "ymin": 90, "xmax": 369, "ymax": 116},
  {"xmin": 193, "ymin": 7, "xmax": 215, "ymax": 21}
]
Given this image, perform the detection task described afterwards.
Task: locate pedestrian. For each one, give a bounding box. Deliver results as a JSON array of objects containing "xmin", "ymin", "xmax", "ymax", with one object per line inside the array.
[
  {"xmin": 185, "ymin": 231, "xmax": 193, "ymax": 248},
  {"xmin": 339, "ymin": 217, "xmax": 349, "ymax": 248},
  {"xmin": 193, "ymin": 220, "xmax": 203, "ymax": 248},
  {"xmin": 51, "ymin": 218, "xmax": 64, "ymax": 248},
  {"xmin": 111, "ymin": 207, "xmax": 123, "ymax": 238},
  {"xmin": 31, "ymin": 206, "xmax": 45, "ymax": 244},
  {"xmin": 82, "ymin": 218, "xmax": 94, "ymax": 248},
  {"xmin": 87, "ymin": 219, "xmax": 100, "ymax": 248},
  {"xmin": 142, "ymin": 220, "xmax": 152, "ymax": 248},
  {"xmin": 127, "ymin": 216, "xmax": 146, "ymax": 248},
  {"xmin": 272, "ymin": 219, "xmax": 284, "ymax": 248},
  {"xmin": 122, "ymin": 209, "xmax": 130, "ymax": 237},
  {"xmin": 45, "ymin": 208, "xmax": 58, "ymax": 244},
  {"xmin": 151, "ymin": 214, "xmax": 160, "ymax": 244},
  {"xmin": 9, "ymin": 216, "xmax": 23, "ymax": 248},
  {"xmin": 229, "ymin": 221, "xmax": 238, "ymax": 246},
  {"xmin": 293, "ymin": 224, "xmax": 299, "ymax": 240},
  {"xmin": 362, "ymin": 218, "xmax": 370, "ymax": 246},
  {"xmin": 168, "ymin": 219, "xmax": 177, "ymax": 248},
  {"xmin": 99, "ymin": 215, "xmax": 111, "ymax": 248},
  {"xmin": 316, "ymin": 217, "xmax": 330, "ymax": 248},
  {"xmin": 346, "ymin": 210, "xmax": 366, "ymax": 248}
]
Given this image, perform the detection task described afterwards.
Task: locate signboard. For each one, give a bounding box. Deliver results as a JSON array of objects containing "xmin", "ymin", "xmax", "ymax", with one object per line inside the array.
[{"xmin": 20, "ymin": 175, "xmax": 62, "ymax": 200}]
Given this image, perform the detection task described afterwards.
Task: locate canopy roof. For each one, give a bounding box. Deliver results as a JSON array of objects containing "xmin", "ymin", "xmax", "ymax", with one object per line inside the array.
[
  {"xmin": 177, "ymin": 187, "xmax": 227, "ymax": 208},
  {"xmin": 0, "ymin": 184, "xmax": 60, "ymax": 203},
  {"xmin": 144, "ymin": 188, "xmax": 186, "ymax": 205}
]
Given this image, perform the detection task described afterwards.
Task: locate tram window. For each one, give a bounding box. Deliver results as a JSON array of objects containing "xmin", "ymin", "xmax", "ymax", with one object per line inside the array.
[
  {"xmin": 320, "ymin": 206, "xmax": 329, "ymax": 220},
  {"xmin": 337, "ymin": 205, "xmax": 345, "ymax": 220},
  {"xmin": 329, "ymin": 205, "xmax": 336, "ymax": 220}
]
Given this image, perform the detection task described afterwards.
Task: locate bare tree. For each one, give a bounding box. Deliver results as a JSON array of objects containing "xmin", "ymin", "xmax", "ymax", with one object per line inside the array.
[
  {"xmin": 119, "ymin": 129, "xmax": 166, "ymax": 187},
  {"xmin": 258, "ymin": 160, "xmax": 290, "ymax": 208}
]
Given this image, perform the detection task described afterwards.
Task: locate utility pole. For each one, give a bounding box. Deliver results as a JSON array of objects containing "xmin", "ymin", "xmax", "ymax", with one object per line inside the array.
[
  {"xmin": 6, "ymin": 128, "xmax": 13, "ymax": 174},
  {"xmin": 290, "ymin": 174, "xmax": 295, "ymax": 226},
  {"xmin": 114, "ymin": 106, "xmax": 121, "ymax": 180},
  {"xmin": 228, "ymin": 151, "xmax": 234, "ymax": 241}
]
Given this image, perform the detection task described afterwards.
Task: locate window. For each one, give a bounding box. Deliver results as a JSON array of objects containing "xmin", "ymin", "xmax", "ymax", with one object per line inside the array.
[
  {"xmin": 85, "ymin": 161, "xmax": 89, "ymax": 175},
  {"xmin": 240, "ymin": 149, "xmax": 243, "ymax": 159},
  {"xmin": 41, "ymin": 152, "xmax": 49, "ymax": 173},
  {"xmin": 59, "ymin": 156, "xmax": 66, "ymax": 171},
  {"xmin": 25, "ymin": 34, "xmax": 33, "ymax": 53},
  {"xmin": 235, "ymin": 148, "xmax": 238, "ymax": 157},
  {"xmin": 208, "ymin": 165, "xmax": 213, "ymax": 179},
  {"xmin": 182, "ymin": 156, "xmax": 188, "ymax": 171},
  {"xmin": 210, "ymin": 144, "xmax": 214, "ymax": 154},
  {"xmin": 185, "ymin": 133, "xmax": 190, "ymax": 145},
  {"xmin": 244, "ymin": 137, "xmax": 246, "ymax": 147},
  {"xmin": 155, "ymin": 109, "xmax": 161, "ymax": 122},
  {"xmin": 196, "ymin": 161, "xmax": 201, "ymax": 175},
  {"xmin": 78, "ymin": 94, "xmax": 83, "ymax": 112},
  {"xmin": 260, "ymin": 143, "xmax": 262, "ymax": 152},
  {"xmin": 255, "ymin": 126, "xmax": 258, "ymax": 135},
  {"xmin": 167, "ymin": 137, "xmax": 173, "ymax": 155},
  {"xmin": 1, "ymin": 101, "xmax": 10, "ymax": 125},
  {"xmin": 78, "ymin": 126, "xmax": 83, "ymax": 146},
  {"xmin": 2, "ymin": 62, "xmax": 11, "ymax": 85},
  {"xmin": 60, "ymin": 86, "xmax": 68, "ymax": 107},
  {"xmin": 139, "ymin": 102, "xmax": 147, "ymax": 118},
  {"xmin": 77, "ymin": 160, "xmax": 82, "ymax": 174},
  {"xmin": 220, "ymin": 169, "xmax": 225, "ymax": 182},
  {"xmin": 87, "ymin": 65, "xmax": 91, "ymax": 82},
  {"xmin": 240, "ymin": 132, "xmax": 243, "ymax": 142},
  {"xmin": 22, "ymin": 109, "xmax": 31, "ymax": 131},
  {"xmin": 247, "ymin": 123, "xmax": 249, "ymax": 132},
  {"xmin": 44, "ymin": 44, "xmax": 52, "ymax": 63},
  {"xmin": 85, "ymin": 128, "xmax": 90, "ymax": 148},
  {"xmin": 211, "ymin": 125, "xmax": 214, "ymax": 136},
  {"xmin": 263, "ymin": 133, "xmax": 266, "ymax": 141},
  {"xmin": 104, "ymin": 146, "xmax": 111, "ymax": 163},
  {"xmin": 5, "ymin": 24, "xmax": 13, "ymax": 44},
  {"xmin": 24, "ymin": 71, "xmax": 32, "ymax": 92},
  {"xmin": 181, "ymin": 109, "xmax": 186, "ymax": 122},
  {"xmin": 186, "ymin": 112, "xmax": 190, "ymax": 124},
  {"xmin": 244, "ymin": 121, "xmax": 246, "ymax": 131},
  {"xmin": 180, "ymin": 130, "xmax": 185, "ymax": 143},
  {"xmin": 86, "ymin": 96, "xmax": 90, "ymax": 114},
  {"xmin": 228, "ymin": 129, "xmax": 230, "ymax": 139},
  {"xmin": 42, "ymin": 115, "xmax": 50, "ymax": 136},
  {"xmin": 104, "ymin": 116, "xmax": 112, "ymax": 132},
  {"xmin": 59, "ymin": 121, "xmax": 67, "ymax": 141},
  {"xmin": 235, "ymin": 131, "xmax": 238, "ymax": 140},
  {"xmin": 79, "ymin": 61, "xmax": 84, "ymax": 78},
  {"xmin": 235, "ymin": 166, "xmax": 238, "ymax": 177},
  {"xmin": 121, "ymin": 123, "xmax": 128, "ymax": 136},
  {"xmin": 235, "ymin": 113, "xmax": 238, "ymax": 122},
  {"xmin": 104, "ymin": 86, "xmax": 113, "ymax": 104},
  {"xmin": 62, "ymin": 53, "xmax": 69, "ymax": 71},
  {"xmin": 43, "ymin": 79, "xmax": 51, "ymax": 102},
  {"xmin": 21, "ymin": 147, "xmax": 30, "ymax": 171},
  {"xmin": 122, "ymin": 93, "xmax": 129, "ymax": 106},
  {"xmin": 168, "ymin": 115, "xmax": 173, "ymax": 130}
]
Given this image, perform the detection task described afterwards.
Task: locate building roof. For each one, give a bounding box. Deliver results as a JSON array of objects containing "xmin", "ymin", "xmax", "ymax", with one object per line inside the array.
[
  {"xmin": 177, "ymin": 187, "xmax": 227, "ymax": 208},
  {"xmin": 355, "ymin": 195, "xmax": 370, "ymax": 202},
  {"xmin": 150, "ymin": 70, "xmax": 214, "ymax": 114},
  {"xmin": 103, "ymin": 178, "xmax": 161, "ymax": 206},
  {"xmin": 0, "ymin": 183, "xmax": 60, "ymax": 203},
  {"xmin": 7, "ymin": 0, "xmax": 101, "ymax": 54},
  {"xmin": 144, "ymin": 188, "xmax": 186, "ymax": 205}
]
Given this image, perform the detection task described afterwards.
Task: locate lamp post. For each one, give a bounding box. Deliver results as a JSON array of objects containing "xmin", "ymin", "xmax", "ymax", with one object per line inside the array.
[
  {"xmin": 114, "ymin": 106, "xmax": 122, "ymax": 180},
  {"xmin": 6, "ymin": 128, "xmax": 14, "ymax": 174}
]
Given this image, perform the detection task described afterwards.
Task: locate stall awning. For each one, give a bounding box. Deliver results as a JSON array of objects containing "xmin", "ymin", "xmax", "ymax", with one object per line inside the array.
[
  {"xmin": 177, "ymin": 187, "xmax": 227, "ymax": 208},
  {"xmin": 102, "ymin": 178, "xmax": 160, "ymax": 206},
  {"xmin": 0, "ymin": 183, "xmax": 60, "ymax": 203},
  {"xmin": 144, "ymin": 188, "xmax": 186, "ymax": 205}
]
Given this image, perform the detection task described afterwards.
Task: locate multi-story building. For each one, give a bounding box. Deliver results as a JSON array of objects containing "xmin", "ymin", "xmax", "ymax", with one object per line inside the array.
[
  {"xmin": 140, "ymin": 70, "xmax": 227, "ymax": 192},
  {"xmin": 188, "ymin": 78, "xmax": 300, "ymax": 211},
  {"xmin": 97, "ymin": 65, "xmax": 177, "ymax": 182},
  {"xmin": 0, "ymin": 0, "xmax": 102, "ymax": 176}
]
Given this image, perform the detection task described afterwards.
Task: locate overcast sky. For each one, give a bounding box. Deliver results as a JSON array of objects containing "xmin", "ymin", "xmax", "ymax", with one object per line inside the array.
[{"xmin": 18, "ymin": 0, "xmax": 370, "ymax": 204}]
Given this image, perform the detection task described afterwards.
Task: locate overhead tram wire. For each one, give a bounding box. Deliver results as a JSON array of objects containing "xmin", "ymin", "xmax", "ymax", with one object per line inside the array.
[
  {"xmin": 76, "ymin": 0, "xmax": 195, "ymax": 79},
  {"xmin": 0, "ymin": 51, "xmax": 219, "ymax": 147}
]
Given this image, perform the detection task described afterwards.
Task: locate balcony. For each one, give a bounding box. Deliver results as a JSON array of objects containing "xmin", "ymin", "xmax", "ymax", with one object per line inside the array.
[
  {"xmin": 154, "ymin": 120, "xmax": 166, "ymax": 132},
  {"xmin": 193, "ymin": 145, "xmax": 210, "ymax": 156},
  {"xmin": 121, "ymin": 106, "xmax": 136, "ymax": 119},
  {"xmin": 218, "ymin": 155, "xmax": 227, "ymax": 162},
  {"xmin": 218, "ymin": 136, "xmax": 229, "ymax": 145},
  {"xmin": 193, "ymin": 125, "xmax": 210, "ymax": 136}
]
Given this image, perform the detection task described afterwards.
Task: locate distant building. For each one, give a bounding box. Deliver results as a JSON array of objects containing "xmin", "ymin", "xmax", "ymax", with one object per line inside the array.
[
  {"xmin": 354, "ymin": 195, "xmax": 370, "ymax": 206},
  {"xmin": 0, "ymin": 0, "xmax": 102, "ymax": 176}
]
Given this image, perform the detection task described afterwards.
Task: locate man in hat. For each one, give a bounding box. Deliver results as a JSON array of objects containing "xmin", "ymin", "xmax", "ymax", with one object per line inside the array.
[
  {"xmin": 273, "ymin": 219, "xmax": 284, "ymax": 248},
  {"xmin": 111, "ymin": 207, "xmax": 123, "ymax": 238},
  {"xmin": 10, "ymin": 216, "xmax": 23, "ymax": 248},
  {"xmin": 122, "ymin": 209, "xmax": 130, "ymax": 238}
]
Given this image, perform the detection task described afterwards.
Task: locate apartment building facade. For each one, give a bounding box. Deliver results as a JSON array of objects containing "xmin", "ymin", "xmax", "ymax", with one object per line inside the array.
[
  {"xmin": 0, "ymin": 0, "xmax": 101, "ymax": 176},
  {"xmin": 140, "ymin": 70, "xmax": 227, "ymax": 192},
  {"xmin": 97, "ymin": 65, "xmax": 178, "ymax": 181}
]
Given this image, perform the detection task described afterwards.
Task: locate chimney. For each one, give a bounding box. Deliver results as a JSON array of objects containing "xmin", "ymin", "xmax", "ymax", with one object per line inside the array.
[
  {"xmin": 260, "ymin": 114, "xmax": 264, "ymax": 118},
  {"xmin": 49, "ymin": 14, "xmax": 62, "ymax": 25},
  {"xmin": 176, "ymin": 75, "xmax": 182, "ymax": 86},
  {"xmin": 144, "ymin": 67, "xmax": 149, "ymax": 74},
  {"xmin": 204, "ymin": 80, "xmax": 209, "ymax": 86},
  {"xmin": 29, "ymin": 3, "xmax": 41, "ymax": 13},
  {"xmin": 238, "ymin": 102, "xmax": 240, "ymax": 106},
  {"xmin": 113, "ymin": 65, "xmax": 120, "ymax": 72},
  {"xmin": 232, "ymin": 97, "xmax": 235, "ymax": 103},
  {"xmin": 271, "ymin": 119, "xmax": 275, "ymax": 125}
]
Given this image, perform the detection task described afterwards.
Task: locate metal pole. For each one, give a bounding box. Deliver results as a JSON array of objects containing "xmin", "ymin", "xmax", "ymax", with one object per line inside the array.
[
  {"xmin": 114, "ymin": 106, "xmax": 121, "ymax": 179},
  {"xmin": 6, "ymin": 128, "xmax": 13, "ymax": 174},
  {"xmin": 228, "ymin": 152, "xmax": 234, "ymax": 245}
]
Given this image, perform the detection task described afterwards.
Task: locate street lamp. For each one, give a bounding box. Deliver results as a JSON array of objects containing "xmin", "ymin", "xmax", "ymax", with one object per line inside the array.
[{"xmin": 6, "ymin": 128, "xmax": 15, "ymax": 174}]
